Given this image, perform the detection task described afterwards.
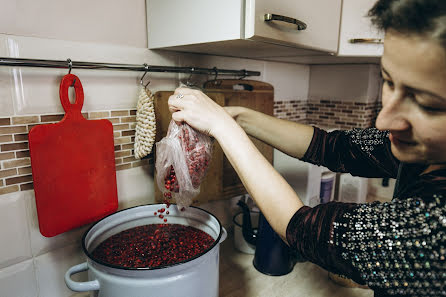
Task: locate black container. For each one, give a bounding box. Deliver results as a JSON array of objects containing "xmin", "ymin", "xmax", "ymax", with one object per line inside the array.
[
  {"xmin": 252, "ymin": 212, "xmax": 294, "ymax": 276},
  {"xmin": 238, "ymin": 200, "xmax": 295, "ymax": 276}
]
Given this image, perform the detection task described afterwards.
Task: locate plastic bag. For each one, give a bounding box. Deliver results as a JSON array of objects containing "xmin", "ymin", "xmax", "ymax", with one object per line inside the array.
[{"xmin": 155, "ymin": 120, "xmax": 213, "ymax": 209}]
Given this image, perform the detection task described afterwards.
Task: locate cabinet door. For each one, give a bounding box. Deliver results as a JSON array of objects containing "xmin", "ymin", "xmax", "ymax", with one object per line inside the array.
[
  {"xmin": 337, "ymin": 0, "xmax": 384, "ymax": 57},
  {"xmin": 147, "ymin": 0, "xmax": 244, "ymax": 49},
  {"xmin": 245, "ymin": 0, "xmax": 342, "ymax": 53}
]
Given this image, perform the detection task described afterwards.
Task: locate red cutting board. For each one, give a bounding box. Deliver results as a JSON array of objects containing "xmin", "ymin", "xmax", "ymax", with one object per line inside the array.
[{"xmin": 29, "ymin": 74, "xmax": 118, "ymax": 237}]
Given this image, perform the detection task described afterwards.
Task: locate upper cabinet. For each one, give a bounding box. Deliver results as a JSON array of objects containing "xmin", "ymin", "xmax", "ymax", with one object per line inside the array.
[
  {"xmin": 147, "ymin": 0, "xmax": 382, "ymax": 63},
  {"xmin": 337, "ymin": 0, "xmax": 384, "ymax": 57}
]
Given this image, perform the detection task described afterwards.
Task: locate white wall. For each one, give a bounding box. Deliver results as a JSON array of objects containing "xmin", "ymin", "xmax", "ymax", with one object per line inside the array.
[{"xmin": 308, "ymin": 64, "xmax": 381, "ymax": 102}]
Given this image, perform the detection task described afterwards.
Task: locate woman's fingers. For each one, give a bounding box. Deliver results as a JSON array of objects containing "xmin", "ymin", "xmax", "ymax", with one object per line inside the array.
[
  {"xmin": 168, "ymin": 93, "xmax": 189, "ymax": 113},
  {"xmin": 171, "ymin": 110, "xmax": 185, "ymax": 123},
  {"xmin": 174, "ymin": 87, "xmax": 197, "ymax": 96}
]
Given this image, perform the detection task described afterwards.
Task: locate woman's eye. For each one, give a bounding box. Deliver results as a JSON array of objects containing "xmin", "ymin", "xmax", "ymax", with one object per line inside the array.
[
  {"xmin": 419, "ymin": 104, "xmax": 439, "ymax": 113},
  {"xmin": 382, "ymin": 78, "xmax": 394, "ymax": 89}
]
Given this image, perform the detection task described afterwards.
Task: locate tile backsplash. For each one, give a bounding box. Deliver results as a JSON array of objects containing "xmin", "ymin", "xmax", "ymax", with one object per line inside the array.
[
  {"xmin": 306, "ymin": 99, "xmax": 380, "ymax": 129},
  {"xmin": 274, "ymin": 98, "xmax": 380, "ymax": 129},
  {"xmin": 0, "ymin": 110, "xmax": 151, "ymax": 196},
  {"xmin": 0, "ymin": 98, "xmax": 381, "ymax": 197}
]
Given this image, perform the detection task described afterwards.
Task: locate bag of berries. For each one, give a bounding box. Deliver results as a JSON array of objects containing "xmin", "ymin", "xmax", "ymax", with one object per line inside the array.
[{"xmin": 155, "ymin": 119, "xmax": 213, "ymax": 209}]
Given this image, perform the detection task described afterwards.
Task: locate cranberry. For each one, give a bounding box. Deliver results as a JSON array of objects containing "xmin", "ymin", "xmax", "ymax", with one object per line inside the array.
[
  {"xmin": 162, "ymin": 124, "xmax": 211, "ymax": 206},
  {"xmin": 91, "ymin": 224, "xmax": 215, "ymax": 268}
]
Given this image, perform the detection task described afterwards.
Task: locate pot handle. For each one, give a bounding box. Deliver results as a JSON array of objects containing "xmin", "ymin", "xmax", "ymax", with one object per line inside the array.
[
  {"xmin": 65, "ymin": 262, "xmax": 100, "ymax": 292},
  {"xmin": 219, "ymin": 227, "xmax": 227, "ymax": 243}
]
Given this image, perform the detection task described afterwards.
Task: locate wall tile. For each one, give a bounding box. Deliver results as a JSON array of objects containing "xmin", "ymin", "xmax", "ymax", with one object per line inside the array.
[
  {"xmin": 0, "ymin": 36, "xmax": 14, "ymax": 117},
  {"xmin": 116, "ymin": 166, "xmax": 156, "ymax": 210},
  {"xmin": 0, "ymin": 259, "xmax": 38, "ymax": 297},
  {"xmin": 0, "ymin": 192, "xmax": 32, "ymax": 269},
  {"xmin": 24, "ymin": 190, "xmax": 88, "ymax": 258},
  {"xmin": 34, "ymin": 243, "xmax": 87, "ymax": 297}
]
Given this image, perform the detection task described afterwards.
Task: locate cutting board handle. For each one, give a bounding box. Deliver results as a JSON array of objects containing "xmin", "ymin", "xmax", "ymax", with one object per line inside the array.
[{"xmin": 60, "ymin": 74, "xmax": 84, "ymax": 117}]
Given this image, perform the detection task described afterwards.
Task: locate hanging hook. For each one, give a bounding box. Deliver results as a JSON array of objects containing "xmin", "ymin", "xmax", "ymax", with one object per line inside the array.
[
  {"xmin": 67, "ymin": 58, "xmax": 76, "ymax": 86},
  {"xmin": 67, "ymin": 58, "xmax": 72, "ymax": 74},
  {"xmin": 186, "ymin": 67, "xmax": 195, "ymax": 87},
  {"xmin": 212, "ymin": 67, "xmax": 221, "ymax": 86},
  {"xmin": 140, "ymin": 63, "xmax": 150, "ymax": 89},
  {"xmin": 238, "ymin": 69, "xmax": 248, "ymax": 80},
  {"xmin": 213, "ymin": 67, "xmax": 219, "ymax": 79}
]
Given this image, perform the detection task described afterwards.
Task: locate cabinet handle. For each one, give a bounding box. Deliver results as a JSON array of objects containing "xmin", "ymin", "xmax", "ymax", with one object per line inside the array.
[
  {"xmin": 264, "ymin": 13, "xmax": 307, "ymax": 31},
  {"xmin": 349, "ymin": 38, "xmax": 383, "ymax": 44}
]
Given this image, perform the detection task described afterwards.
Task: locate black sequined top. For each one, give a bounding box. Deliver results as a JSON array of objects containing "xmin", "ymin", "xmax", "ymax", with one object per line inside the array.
[{"xmin": 286, "ymin": 127, "xmax": 446, "ymax": 297}]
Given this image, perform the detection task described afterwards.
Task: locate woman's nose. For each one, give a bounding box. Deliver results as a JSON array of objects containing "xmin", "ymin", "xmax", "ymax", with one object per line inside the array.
[{"xmin": 375, "ymin": 90, "xmax": 410, "ymax": 131}]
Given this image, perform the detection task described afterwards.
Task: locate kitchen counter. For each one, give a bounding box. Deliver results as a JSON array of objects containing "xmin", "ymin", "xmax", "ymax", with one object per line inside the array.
[
  {"xmin": 71, "ymin": 230, "xmax": 373, "ymax": 297},
  {"xmin": 219, "ymin": 230, "xmax": 374, "ymax": 297}
]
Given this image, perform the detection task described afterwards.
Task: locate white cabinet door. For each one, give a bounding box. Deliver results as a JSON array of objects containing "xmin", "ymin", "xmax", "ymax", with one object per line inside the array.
[
  {"xmin": 337, "ymin": 0, "xmax": 384, "ymax": 57},
  {"xmin": 245, "ymin": 0, "xmax": 342, "ymax": 53},
  {"xmin": 147, "ymin": 0, "xmax": 244, "ymax": 49}
]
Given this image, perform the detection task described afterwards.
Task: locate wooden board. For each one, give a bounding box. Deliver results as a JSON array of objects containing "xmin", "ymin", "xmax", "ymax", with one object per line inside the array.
[
  {"xmin": 203, "ymin": 80, "xmax": 274, "ymax": 198},
  {"xmin": 154, "ymin": 80, "xmax": 274, "ymax": 205}
]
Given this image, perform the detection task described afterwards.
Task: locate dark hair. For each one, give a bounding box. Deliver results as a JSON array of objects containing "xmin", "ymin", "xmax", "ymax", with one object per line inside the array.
[{"xmin": 368, "ymin": 0, "xmax": 446, "ymax": 45}]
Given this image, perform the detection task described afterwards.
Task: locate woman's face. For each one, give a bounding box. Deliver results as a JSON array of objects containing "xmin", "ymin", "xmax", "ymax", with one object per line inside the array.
[{"xmin": 375, "ymin": 29, "xmax": 446, "ymax": 165}]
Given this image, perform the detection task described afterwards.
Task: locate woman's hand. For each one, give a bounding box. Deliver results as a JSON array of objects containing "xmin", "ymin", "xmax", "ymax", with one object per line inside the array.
[{"xmin": 168, "ymin": 87, "xmax": 235, "ymax": 138}]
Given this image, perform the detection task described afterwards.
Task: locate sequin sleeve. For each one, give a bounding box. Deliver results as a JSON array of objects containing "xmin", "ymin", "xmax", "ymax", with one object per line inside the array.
[
  {"xmin": 302, "ymin": 127, "xmax": 399, "ymax": 178},
  {"xmin": 287, "ymin": 196, "xmax": 446, "ymax": 296}
]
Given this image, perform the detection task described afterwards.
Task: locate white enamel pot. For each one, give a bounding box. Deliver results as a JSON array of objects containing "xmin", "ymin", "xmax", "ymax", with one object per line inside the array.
[{"xmin": 65, "ymin": 204, "xmax": 227, "ymax": 297}]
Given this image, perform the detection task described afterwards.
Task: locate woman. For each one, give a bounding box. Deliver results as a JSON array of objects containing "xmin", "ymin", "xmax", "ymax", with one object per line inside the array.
[{"xmin": 168, "ymin": 0, "xmax": 446, "ymax": 296}]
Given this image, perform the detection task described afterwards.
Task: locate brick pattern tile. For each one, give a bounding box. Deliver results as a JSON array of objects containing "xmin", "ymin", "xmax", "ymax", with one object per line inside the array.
[
  {"xmin": 305, "ymin": 100, "xmax": 379, "ymax": 130},
  {"xmin": 273, "ymin": 99, "xmax": 380, "ymax": 129},
  {"xmin": 0, "ymin": 100, "xmax": 378, "ymax": 196},
  {"xmin": 0, "ymin": 110, "xmax": 152, "ymax": 196},
  {"xmin": 274, "ymin": 100, "xmax": 307, "ymax": 123}
]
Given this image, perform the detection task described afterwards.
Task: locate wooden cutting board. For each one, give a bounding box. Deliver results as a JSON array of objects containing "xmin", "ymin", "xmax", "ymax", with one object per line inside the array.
[
  {"xmin": 154, "ymin": 80, "xmax": 274, "ymax": 205},
  {"xmin": 28, "ymin": 74, "xmax": 118, "ymax": 237},
  {"xmin": 203, "ymin": 79, "xmax": 274, "ymax": 198}
]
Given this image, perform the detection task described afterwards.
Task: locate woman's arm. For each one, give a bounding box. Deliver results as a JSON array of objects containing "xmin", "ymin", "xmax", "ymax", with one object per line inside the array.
[
  {"xmin": 168, "ymin": 88, "xmax": 303, "ymax": 239},
  {"xmin": 225, "ymin": 106, "xmax": 314, "ymax": 159},
  {"xmin": 214, "ymin": 116, "xmax": 304, "ymax": 240}
]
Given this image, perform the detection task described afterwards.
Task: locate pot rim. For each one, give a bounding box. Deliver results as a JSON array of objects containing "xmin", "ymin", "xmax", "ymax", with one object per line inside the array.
[{"xmin": 81, "ymin": 203, "xmax": 223, "ymax": 271}]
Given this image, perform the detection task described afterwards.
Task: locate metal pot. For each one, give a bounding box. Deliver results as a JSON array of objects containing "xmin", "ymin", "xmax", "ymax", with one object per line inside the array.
[{"xmin": 65, "ymin": 204, "xmax": 227, "ymax": 297}]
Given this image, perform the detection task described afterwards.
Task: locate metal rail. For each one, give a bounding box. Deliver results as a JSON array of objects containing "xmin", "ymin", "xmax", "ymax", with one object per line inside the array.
[{"xmin": 0, "ymin": 57, "xmax": 261, "ymax": 77}]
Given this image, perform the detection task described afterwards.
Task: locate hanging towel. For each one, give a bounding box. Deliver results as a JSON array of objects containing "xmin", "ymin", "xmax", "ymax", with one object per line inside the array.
[{"xmin": 134, "ymin": 86, "xmax": 156, "ymax": 159}]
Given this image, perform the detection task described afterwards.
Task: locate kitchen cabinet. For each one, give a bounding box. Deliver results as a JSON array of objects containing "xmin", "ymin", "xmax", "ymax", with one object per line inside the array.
[
  {"xmin": 147, "ymin": 0, "xmax": 342, "ymax": 59},
  {"xmin": 147, "ymin": 0, "xmax": 383, "ymax": 64},
  {"xmin": 337, "ymin": 0, "xmax": 384, "ymax": 57}
]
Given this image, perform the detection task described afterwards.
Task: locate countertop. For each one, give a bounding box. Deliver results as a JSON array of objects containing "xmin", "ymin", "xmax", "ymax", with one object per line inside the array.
[
  {"xmin": 71, "ymin": 231, "xmax": 374, "ymax": 297},
  {"xmin": 219, "ymin": 231, "xmax": 373, "ymax": 297}
]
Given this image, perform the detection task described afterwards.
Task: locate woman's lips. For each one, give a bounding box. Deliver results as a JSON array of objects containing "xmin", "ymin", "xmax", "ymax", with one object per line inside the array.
[{"xmin": 389, "ymin": 133, "xmax": 417, "ymax": 146}]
